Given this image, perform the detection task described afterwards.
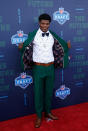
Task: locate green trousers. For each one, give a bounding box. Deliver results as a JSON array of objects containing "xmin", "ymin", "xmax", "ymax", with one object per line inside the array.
[{"xmin": 33, "ymin": 64, "xmax": 55, "ymax": 118}]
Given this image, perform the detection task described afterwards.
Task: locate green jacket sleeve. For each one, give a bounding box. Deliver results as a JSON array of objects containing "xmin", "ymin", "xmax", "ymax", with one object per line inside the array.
[{"xmin": 20, "ymin": 33, "xmax": 30, "ymax": 53}]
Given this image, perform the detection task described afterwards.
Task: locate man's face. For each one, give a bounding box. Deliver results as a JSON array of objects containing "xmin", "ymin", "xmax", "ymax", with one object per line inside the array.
[{"xmin": 39, "ymin": 20, "xmax": 50, "ymax": 32}]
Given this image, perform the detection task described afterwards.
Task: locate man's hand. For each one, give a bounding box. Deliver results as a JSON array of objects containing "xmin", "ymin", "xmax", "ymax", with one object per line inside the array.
[
  {"xmin": 67, "ymin": 40, "xmax": 71, "ymax": 48},
  {"xmin": 18, "ymin": 43, "xmax": 23, "ymax": 50}
]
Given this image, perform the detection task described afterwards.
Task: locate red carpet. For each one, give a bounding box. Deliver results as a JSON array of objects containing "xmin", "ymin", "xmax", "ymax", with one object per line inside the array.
[{"xmin": 0, "ymin": 102, "xmax": 88, "ymax": 131}]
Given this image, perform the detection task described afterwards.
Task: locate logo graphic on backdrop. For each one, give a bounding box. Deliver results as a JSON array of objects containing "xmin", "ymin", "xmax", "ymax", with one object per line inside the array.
[
  {"xmin": 15, "ymin": 72, "xmax": 33, "ymax": 89},
  {"xmin": 11, "ymin": 30, "xmax": 28, "ymax": 46},
  {"xmin": 53, "ymin": 7, "xmax": 70, "ymax": 25},
  {"xmin": 55, "ymin": 84, "xmax": 70, "ymax": 99}
]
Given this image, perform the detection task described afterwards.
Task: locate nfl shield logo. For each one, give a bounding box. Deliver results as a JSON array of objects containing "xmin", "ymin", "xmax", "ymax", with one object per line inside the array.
[
  {"xmin": 15, "ymin": 73, "xmax": 33, "ymax": 89},
  {"xmin": 11, "ymin": 30, "xmax": 28, "ymax": 46},
  {"xmin": 17, "ymin": 30, "xmax": 23, "ymax": 37},
  {"xmin": 55, "ymin": 84, "xmax": 70, "ymax": 100},
  {"xmin": 53, "ymin": 7, "xmax": 70, "ymax": 25}
]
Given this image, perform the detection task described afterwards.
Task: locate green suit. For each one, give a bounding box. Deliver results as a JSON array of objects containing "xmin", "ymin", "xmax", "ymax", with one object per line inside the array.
[{"xmin": 20, "ymin": 29, "xmax": 69, "ymax": 118}]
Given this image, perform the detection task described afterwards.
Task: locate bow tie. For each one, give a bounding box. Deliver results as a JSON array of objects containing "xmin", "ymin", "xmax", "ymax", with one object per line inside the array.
[{"xmin": 42, "ymin": 32, "xmax": 49, "ymax": 37}]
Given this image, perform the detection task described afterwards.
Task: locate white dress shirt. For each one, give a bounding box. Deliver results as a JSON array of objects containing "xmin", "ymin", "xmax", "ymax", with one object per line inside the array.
[{"xmin": 33, "ymin": 28, "xmax": 54, "ymax": 63}]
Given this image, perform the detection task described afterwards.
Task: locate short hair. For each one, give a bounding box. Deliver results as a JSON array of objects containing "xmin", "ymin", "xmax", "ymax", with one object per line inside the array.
[{"xmin": 38, "ymin": 13, "xmax": 51, "ymax": 23}]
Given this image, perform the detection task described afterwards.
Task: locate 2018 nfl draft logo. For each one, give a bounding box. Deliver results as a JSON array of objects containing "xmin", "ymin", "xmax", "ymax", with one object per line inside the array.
[
  {"xmin": 53, "ymin": 7, "xmax": 70, "ymax": 25},
  {"xmin": 11, "ymin": 30, "xmax": 28, "ymax": 46},
  {"xmin": 55, "ymin": 84, "xmax": 70, "ymax": 100},
  {"xmin": 15, "ymin": 72, "xmax": 33, "ymax": 89}
]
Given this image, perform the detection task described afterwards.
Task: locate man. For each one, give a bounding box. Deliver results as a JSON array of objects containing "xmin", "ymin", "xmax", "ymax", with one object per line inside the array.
[{"xmin": 18, "ymin": 13, "xmax": 71, "ymax": 128}]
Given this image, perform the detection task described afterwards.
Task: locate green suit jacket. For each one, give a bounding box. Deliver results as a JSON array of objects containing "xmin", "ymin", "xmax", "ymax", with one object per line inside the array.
[{"xmin": 20, "ymin": 30, "xmax": 69, "ymax": 71}]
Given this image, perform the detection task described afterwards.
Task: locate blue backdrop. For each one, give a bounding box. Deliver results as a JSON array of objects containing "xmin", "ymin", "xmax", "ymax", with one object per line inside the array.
[{"xmin": 0, "ymin": 0, "xmax": 88, "ymax": 121}]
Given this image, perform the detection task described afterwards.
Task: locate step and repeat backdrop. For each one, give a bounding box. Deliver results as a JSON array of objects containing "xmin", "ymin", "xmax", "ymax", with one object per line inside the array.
[{"xmin": 0, "ymin": 0, "xmax": 88, "ymax": 121}]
